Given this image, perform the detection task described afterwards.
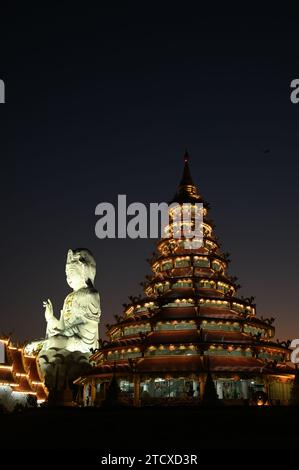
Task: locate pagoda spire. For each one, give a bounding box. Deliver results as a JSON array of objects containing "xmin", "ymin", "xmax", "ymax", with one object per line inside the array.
[
  {"xmin": 171, "ymin": 150, "xmax": 202, "ymax": 203},
  {"xmin": 179, "ymin": 149, "xmax": 194, "ymax": 187}
]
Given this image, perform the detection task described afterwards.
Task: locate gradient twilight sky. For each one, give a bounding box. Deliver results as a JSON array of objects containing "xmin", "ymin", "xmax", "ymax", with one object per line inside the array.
[{"xmin": 0, "ymin": 6, "xmax": 298, "ymax": 343}]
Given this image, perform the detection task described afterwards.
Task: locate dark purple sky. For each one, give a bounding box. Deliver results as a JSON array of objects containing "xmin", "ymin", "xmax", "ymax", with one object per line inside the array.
[{"xmin": 0, "ymin": 6, "xmax": 298, "ymax": 343}]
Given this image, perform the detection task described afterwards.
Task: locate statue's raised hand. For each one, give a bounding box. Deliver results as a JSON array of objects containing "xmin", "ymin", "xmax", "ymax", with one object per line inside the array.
[{"xmin": 43, "ymin": 299, "xmax": 54, "ymax": 322}]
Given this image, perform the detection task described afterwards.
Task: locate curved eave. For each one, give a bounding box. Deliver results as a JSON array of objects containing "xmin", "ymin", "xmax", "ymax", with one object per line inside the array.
[
  {"xmin": 0, "ymin": 369, "xmax": 17, "ymax": 385},
  {"xmin": 151, "ymin": 247, "xmax": 226, "ymax": 267},
  {"xmin": 6, "ymin": 348, "xmax": 27, "ymax": 375},
  {"xmin": 114, "ymin": 306, "xmax": 255, "ymax": 322},
  {"xmin": 99, "ymin": 330, "xmax": 288, "ymax": 354},
  {"xmin": 75, "ymin": 356, "xmax": 295, "ymax": 383},
  {"xmin": 170, "ymin": 190, "xmax": 205, "ymax": 205}
]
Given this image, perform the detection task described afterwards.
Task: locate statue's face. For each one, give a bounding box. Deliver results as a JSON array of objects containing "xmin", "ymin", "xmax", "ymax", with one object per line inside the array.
[{"xmin": 65, "ymin": 259, "xmax": 86, "ymax": 289}]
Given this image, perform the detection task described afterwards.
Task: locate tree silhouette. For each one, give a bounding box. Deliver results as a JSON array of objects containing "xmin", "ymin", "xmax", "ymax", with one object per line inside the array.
[
  {"xmin": 102, "ymin": 371, "xmax": 122, "ymax": 408},
  {"xmin": 202, "ymin": 370, "xmax": 220, "ymax": 405},
  {"xmin": 202, "ymin": 356, "xmax": 221, "ymax": 406}
]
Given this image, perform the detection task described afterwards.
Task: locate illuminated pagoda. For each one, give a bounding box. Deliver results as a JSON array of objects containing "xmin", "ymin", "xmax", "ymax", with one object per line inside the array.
[
  {"xmin": 0, "ymin": 336, "xmax": 47, "ymax": 410},
  {"xmin": 76, "ymin": 152, "xmax": 294, "ymax": 406}
]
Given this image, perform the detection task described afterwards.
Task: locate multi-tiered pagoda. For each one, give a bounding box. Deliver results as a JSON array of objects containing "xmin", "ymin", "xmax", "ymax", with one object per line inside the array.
[{"xmin": 76, "ymin": 153, "xmax": 294, "ymax": 406}]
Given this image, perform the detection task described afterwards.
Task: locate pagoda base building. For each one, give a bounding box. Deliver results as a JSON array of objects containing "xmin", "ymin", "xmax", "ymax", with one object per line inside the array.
[{"xmin": 75, "ymin": 153, "xmax": 295, "ymax": 406}]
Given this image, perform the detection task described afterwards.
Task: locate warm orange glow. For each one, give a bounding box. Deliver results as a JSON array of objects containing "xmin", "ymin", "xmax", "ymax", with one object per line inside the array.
[{"xmin": 0, "ymin": 382, "xmax": 18, "ymax": 387}]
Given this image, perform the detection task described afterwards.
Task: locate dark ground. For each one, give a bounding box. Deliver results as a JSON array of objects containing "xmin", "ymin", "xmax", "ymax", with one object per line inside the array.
[{"xmin": 1, "ymin": 406, "xmax": 298, "ymax": 451}]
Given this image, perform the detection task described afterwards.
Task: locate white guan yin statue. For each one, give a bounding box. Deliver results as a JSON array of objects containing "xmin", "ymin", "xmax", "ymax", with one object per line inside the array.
[
  {"xmin": 42, "ymin": 248, "xmax": 101, "ymax": 353},
  {"xmin": 24, "ymin": 249, "xmax": 101, "ymax": 403}
]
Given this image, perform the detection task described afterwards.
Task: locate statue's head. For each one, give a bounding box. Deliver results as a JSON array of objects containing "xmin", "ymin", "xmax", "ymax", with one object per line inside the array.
[{"xmin": 66, "ymin": 248, "xmax": 96, "ymax": 290}]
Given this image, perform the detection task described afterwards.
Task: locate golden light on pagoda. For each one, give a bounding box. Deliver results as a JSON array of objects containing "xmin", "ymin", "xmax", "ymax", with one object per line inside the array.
[{"xmin": 84, "ymin": 151, "xmax": 296, "ymax": 407}]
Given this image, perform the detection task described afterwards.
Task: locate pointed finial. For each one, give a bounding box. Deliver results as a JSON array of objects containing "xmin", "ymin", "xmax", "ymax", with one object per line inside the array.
[
  {"xmin": 180, "ymin": 149, "xmax": 193, "ymax": 187},
  {"xmin": 170, "ymin": 149, "xmax": 202, "ymax": 203}
]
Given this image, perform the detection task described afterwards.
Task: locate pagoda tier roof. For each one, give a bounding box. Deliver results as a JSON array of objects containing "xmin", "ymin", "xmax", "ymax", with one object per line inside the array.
[
  {"xmin": 105, "ymin": 337, "xmax": 143, "ymax": 348},
  {"xmin": 158, "ymin": 306, "xmax": 197, "ymax": 319},
  {"xmin": 207, "ymin": 356, "xmax": 293, "ymax": 374},
  {"xmin": 0, "ymin": 367, "xmax": 16, "ymax": 385},
  {"xmin": 17, "ymin": 376, "xmax": 34, "ymax": 393},
  {"xmin": 101, "ymin": 330, "xmax": 284, "ymax": 351},
  {"xmin": 197, "ymin": 289, "xmax": 225, "ymax": 298},
  {"xmin": 121, "ymin": 290, "xmax": 253, "ymax": 313},
  {"xmin": 109, "ymin": 307, "xmax": 274, "ymax": 339},
  {"xmin": 198, "ymin": 308, "xmax": 241, "ymax": 319},
  {"xmin": 81, "ymin": 361, "xmax": 132, "ymax": 377},
  {"xmin": 159, "ymin": 287, "xmax": 195, "ymax": 297},
  {"xmin": 114, "ymin": 312, "xmax": 152, "ymax": 326},
  {"xmin": 152, "ymin": 250, "xmax": 226, "ymax": 265},
  {"xmin": 153, "ymin": 267, "xmax": 215, "ymax": 280},
  {"xmin": 157, "ymin": 288, "xmax": 230, "ymax": 300},
  {"xmin": 76, "ymin": 356, "xmax": 295, "ymax": 381},
  {"xmin": 264, "ymin": 362, "xmax": 295, "ymax": 374},
  {"xmin": 33, "ymin": 384, "xmax": 47, "ymax": 400},
  {"xmin": 137, "ymin": 356, "xmax": 266, "ymax": 373},
  {"xmin": 156, "ymin": 292, "xmax": 250, "ymax": 305},
  {"xmin": 148, "ymin": 330, "xmax": 251, "ymax": 344},
  {"xmin": 157, "ymin": 306, "xmax": 242, "ymax": 320},
  {"xmin": 162, "ymin": 288, "xmax": 226, "ymax": 299},
  {"xmin": 6, "ymin": 347, "xmax": 27, "ymax": 375}
]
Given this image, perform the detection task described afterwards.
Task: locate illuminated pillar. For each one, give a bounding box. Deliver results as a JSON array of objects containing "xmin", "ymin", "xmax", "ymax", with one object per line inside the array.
[
  {"xmin": 83, "ymin": 383, "xmax": 87, "ymax": 404},
  {"xmin": 193, "ymin": 380, "xmax": 199, "ymax": 397},
  {"xmin": 91, "ymin": 377, "xmax": 96, "ymax": 405},
  {"xmin": 133, "ymin": 374, "xmax": 141, "ymax": 407},
  {"xmin": 83, "ymin": 382, "xmax": 92, "ymax": 406},
  {"xmin": 199, "ymin": 373, "xmax": 206, "ymax": 400},
  {"xmin": 241, "ymin": 380, "xmax": 249, "ymax": 399},
  {"xmin": 216, "ymin": 380, "xmax": 223, "ymax": 399}
]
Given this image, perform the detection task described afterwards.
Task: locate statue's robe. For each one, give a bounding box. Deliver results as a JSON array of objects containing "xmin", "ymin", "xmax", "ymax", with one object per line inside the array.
[{"xmin": 46, "ymin": 286, "xmax": 101, "ymax": 353}]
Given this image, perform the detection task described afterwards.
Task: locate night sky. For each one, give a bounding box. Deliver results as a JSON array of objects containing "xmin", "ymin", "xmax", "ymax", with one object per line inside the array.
[{"xmin": 1, "ymin": 6, "xmax": 298, "ymax": 343}]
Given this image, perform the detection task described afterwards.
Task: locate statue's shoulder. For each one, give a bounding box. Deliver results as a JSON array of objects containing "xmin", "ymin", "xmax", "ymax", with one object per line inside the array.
[{"xmin": 74, "ymin": 287, "xmax": 100, "ymax": 308}]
